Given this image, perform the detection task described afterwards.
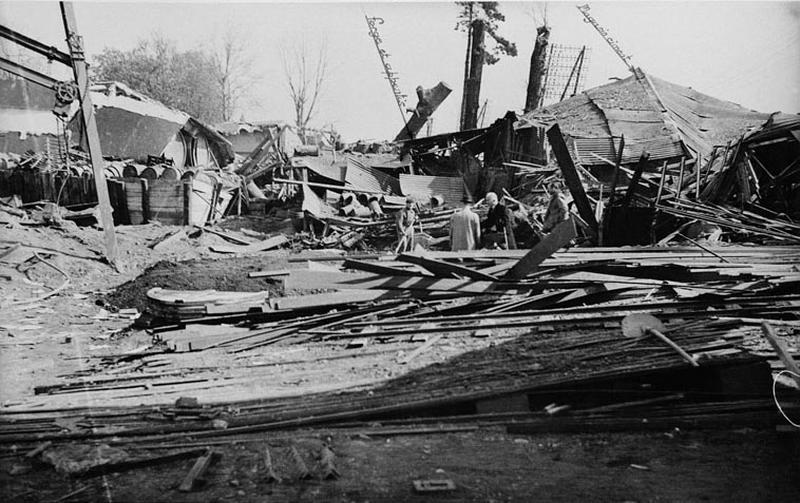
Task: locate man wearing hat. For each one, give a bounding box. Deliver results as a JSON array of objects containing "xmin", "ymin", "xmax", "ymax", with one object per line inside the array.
[
  {"xmin": 449, "ymin": 194, "xmax": 481, "ymax": 251},
  {"xmin": 395, "ymin": 196, "xmax": 418, "ymax": 252},
  {"xmin": 542, "ymin": 182, "xmax": 569, "ymax": 232}
]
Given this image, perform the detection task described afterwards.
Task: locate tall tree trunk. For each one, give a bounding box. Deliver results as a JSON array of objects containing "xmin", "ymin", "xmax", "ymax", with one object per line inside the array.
[
  {"xmin": 524, "ymin": 25, "xmax": 550, "ymax": 113},
  {"xmin": 461, "ymin": 19, "xmax": 485, "ymax": 131},
  {"xmin": 459, "ymin": 4, "xmax": 474, "ymax": 131}
]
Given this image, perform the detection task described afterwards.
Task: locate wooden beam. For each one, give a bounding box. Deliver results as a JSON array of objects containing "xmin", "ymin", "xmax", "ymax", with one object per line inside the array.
[
  {"xmin": 761, "ymin": 321, "xmax": 800, "ymax": 388},
  {"xmin": 400, "ymin": 334, "xmax": 444, "ymax": 365},
  {"xmin": 397, "ymin": 253, "xmax": 499, "ymax": 281},
  {"xmin": 546, "ymin": 124, "xmax": 598, "ymax": 233},
  {"xmin": 179, "ymin": 449, "xmax": 217, "ymax": 492},
  {"xmin": 283, "ymin": 269, "xmax": 529, "ymax": 295},
  {"xmin": 505, "ymin": 217, "xmax": 577, "ymax": 280},
  {"xmin": 61, "ymin": 2, "xmax": 118, "ymax": 266},
  {"xmin": 273, "ymin": 177, "xmax": 384, "ymax": 195},
  {"xmin": 395, "ymin": 82, "xmax": 452, "ymax": 141},
  {"xmin": 619, "ymin": 151, "xmax": 651, "ymax": 209},
  {"xmin": 344, "ymin": 259, "xmax": 424, "ymax": 277}
]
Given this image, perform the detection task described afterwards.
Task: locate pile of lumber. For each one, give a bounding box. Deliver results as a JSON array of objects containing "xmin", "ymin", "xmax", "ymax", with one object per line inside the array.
[{"xmin": 3, "ymin": 241, "xmax": 797, "ymax": 449}]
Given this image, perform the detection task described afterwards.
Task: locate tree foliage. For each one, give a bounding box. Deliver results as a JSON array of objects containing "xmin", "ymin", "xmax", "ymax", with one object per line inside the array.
[
  {"xmin": 92, "ymin": 34, "xmax": 223, "ymax": 123},
  {"xmin": 455, "ymin": 2, "xmax": 517, "ymax": 65}
]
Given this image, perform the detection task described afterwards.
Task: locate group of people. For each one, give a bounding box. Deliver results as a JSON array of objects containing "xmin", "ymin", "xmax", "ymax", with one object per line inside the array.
[{"xmin": 395, "ymin": 182, "xmax": 570, "ymax": 252}]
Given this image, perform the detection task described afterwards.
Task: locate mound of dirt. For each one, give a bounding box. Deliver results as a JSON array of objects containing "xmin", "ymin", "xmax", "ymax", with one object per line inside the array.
[{"xmin": 104, "ymin": 255, "xmax": 289, "ymax": 312}]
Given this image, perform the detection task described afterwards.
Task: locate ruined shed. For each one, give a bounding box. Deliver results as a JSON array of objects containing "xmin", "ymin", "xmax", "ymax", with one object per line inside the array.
[
  {"xmin": 68, "ymin": 82, "xmax": 234, "ymax": 168},
  {"xmin": 517, "ymin": 70, "xmax": 770, "ymax": 180}
]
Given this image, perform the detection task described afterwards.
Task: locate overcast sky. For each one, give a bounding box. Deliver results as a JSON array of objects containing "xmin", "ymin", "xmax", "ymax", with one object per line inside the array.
[{"xmin": 2, "ymin": 1, "xmax": 798, "ymax": 142}]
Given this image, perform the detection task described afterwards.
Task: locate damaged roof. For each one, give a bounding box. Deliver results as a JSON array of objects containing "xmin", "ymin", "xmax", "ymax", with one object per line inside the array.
[
  {"xmin": 68, "ymin": 81, "xmax": 234, "ymax": 166},
  {"xmin": 520, "ymin": 70, "xmax": 770, "ymax": 164},
  {"xmin": 0, "ymin": 77, "xmax": 61, "ymax": 137}
]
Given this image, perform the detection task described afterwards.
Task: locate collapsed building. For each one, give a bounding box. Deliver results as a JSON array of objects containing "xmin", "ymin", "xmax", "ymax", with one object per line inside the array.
[{"xmin": 1, "ymin": 25, "xmax": 799, "ymax": 500}]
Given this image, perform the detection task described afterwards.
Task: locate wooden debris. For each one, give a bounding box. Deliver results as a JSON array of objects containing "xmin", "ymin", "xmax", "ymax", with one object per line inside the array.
[
  {"xmin": 397, "ymin": 252, "xmax": 499, "ymax": 281},
  {"xmin": 505, "ymin": 217, "xmax": 576, "ymax": 279},
  {"xmin": 761, "ymin": 322, "xmax": 800, "ymax": 387},
  {"xmin": 149, "ymin": 229, "xmax": 186, "ymax": 251},
  {"xmin": 179, "ymin": 449, "xmax": 217, "ymax": 492},
  {"xmin": 318, "ymin": 445, "xmax": 340, "ymax": 480},
  {"xmin": 24, "ymin": 441, "xmax": 52, "ymax": 459},
  {"xmin": 413, "ymin": 479, "xmax": 456, "ymax": 493},
  {"xmin": 400, "ymin": 334, "xmax": 443, "ymax": 365},
  {"xmin": 263, "ymin": 447, "xmax": 279, "ymax": 483},
  {"xmin": 290, "ymin": 445, "xmax": 312, "ymax": 480}
]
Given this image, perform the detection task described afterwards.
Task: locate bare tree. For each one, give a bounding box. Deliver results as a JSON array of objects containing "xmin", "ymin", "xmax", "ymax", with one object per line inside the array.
[
  {"xmin": 281, "ymin": 40, "xmax": 327, "ymax": 142},
  {"xmin": 210, "ymin": 27, "xmax": 256, "ymax": 122}
]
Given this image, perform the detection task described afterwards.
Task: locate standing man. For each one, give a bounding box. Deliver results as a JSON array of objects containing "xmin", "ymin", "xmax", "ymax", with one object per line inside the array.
[
  {"xmin": 482, "ymin": 192, "xmax": 517, "ymax": 249},
  {"xmin": 395, "ymin": 196, "xmax": 417, "ymax": 252},
  {"xmin": 449, "ymin": 195, "xmax": 481, "ymax": 251},
  {"xmin": 542, "ymin": 182, "xmax": 570, "ymax": 232}
]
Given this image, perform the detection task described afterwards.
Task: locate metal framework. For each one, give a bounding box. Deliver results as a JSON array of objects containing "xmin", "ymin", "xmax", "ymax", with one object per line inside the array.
[
  {"xmin": 365, "ymin": 15, "xmax": 410, "ymax": 133},
  {"xmin": 0, "ymin": 2, "xmax": 119, "ymax": 265},
  {"xmin": 576, "ymin": 3, "xmax": 635, "ymax": 73},
  {"xmin": 539, "ymin": 44, "xmax": 592, "ymax": 107}
]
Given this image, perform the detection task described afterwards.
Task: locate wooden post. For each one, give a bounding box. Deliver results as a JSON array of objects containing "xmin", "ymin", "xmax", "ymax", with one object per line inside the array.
[
  {"xmin": 606, "ymin": 135, "xmax": 626, "ymax": 209},
  {"xmin": 650, "ymin": 160, "xmax": 669, "ymax": 245},
  {"xmin": 676, "ymin": 156, "xmax": 686, "ymax": 200},
  {"xmin": 60, "ymin": 2, "xmax": 118, "ymax": 266},
  {"xmin": 546, "ymin": 124, "xmax": 598, "ymax": 234},
  {"xmin": 140, "ymin": 178, "xmax": 150, "ymax": 223},
  {"xmin": 619, "ymin": 151, "xmax": 650, "ymax": 209},
  {"xmin": 654, "ymin": 160, "xmax": 669, "ymax": 205},
  {"xmin": 695, "ymin": 156, "xmax": 702, "ymax": 200}
]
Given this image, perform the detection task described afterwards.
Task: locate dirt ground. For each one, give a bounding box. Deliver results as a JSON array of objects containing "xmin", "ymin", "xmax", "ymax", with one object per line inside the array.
[
  {"xmin": 1, "ymin": 220, "xmax": 799, "ymax": 502},
  {"xmin": 1, "ymin": 429, "xmax": 798, "ymax": 502}
]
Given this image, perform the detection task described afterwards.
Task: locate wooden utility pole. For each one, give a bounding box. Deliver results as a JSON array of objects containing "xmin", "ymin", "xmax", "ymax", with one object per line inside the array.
[
  {"xmin": 459, "ymin": 2, "xmax": 474, "ymax": 131},
  {"xmin": 60, "ymin": 2, "xmax": 118, "ymax": 266},
  {"xmin": 524, "ymin": 25, "xmax": 550, "ymax": 113}
]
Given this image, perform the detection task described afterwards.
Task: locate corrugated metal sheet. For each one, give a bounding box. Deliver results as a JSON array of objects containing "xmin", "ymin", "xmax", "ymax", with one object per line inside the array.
[
  {"xmin": 301, "ymin": 183, "xmax": 335, "ymax": 217},
  {"xmin": 743, "ymin": 112, "xmax": 800, "ymax": 144},
  {"xmin": 399, "ymin": 174, "xmax": 466, "ymax": 204},
  {"xmin": 345, "ymin": 156, "xmax": 401, "ymax": 194},
  {"xmin": 292, "ymin": 157, "xmax": 347, "ymax": 183},
  {"xmin": 574, "ymin": 135, "xmax": 685, "ymax": 166}
]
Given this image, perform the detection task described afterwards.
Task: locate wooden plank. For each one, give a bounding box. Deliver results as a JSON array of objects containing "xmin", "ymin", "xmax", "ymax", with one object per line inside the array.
[
  {"xmin": 400, "ymin": 334, "xmax": 443, "ymax": 365},
  {"xmin": 149, "ymin": 229, "xmax": 186, "ymax": 251},
  {"xmin": 178, "ymin": 449, "xmax": 216, "ymax": 492},
  {"xmin": 761, "ymin": 322, "xmax": 800, "ymax": 387},
  {"xmin": 547, "ymin": 124, "xmax": 598, "ymax": 233},
  {"xmin": 248, "ymin": 269, "xmax": 291, "ymax": 278},
  {"xmin": 344, "ymin": 259, "xmax": 424, "ymax": 277},
  {"xmin": 198, "ymin": 226, "xmax": 252, "ymax": 245},
  {"xmin": 81, "ymin": 448, "xmax": 208, "ymax": 478},
  {"xmin": 270, "ymin": 290, "xmax": 399, "ymax": 311},
  {"xmin": 283, "ymin": 269, "xmax": 529, "ymax": 295},
  {"xmin": 505, "ymin": 218, "xmax": 577, "ymax": 280},
  {"xmin": 209, "ymin": 235, "xmax": 288, "ymax": 254},
  {"xmin": 397, "ymin": 253, "xmax": 499, "ymax": 281}
]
